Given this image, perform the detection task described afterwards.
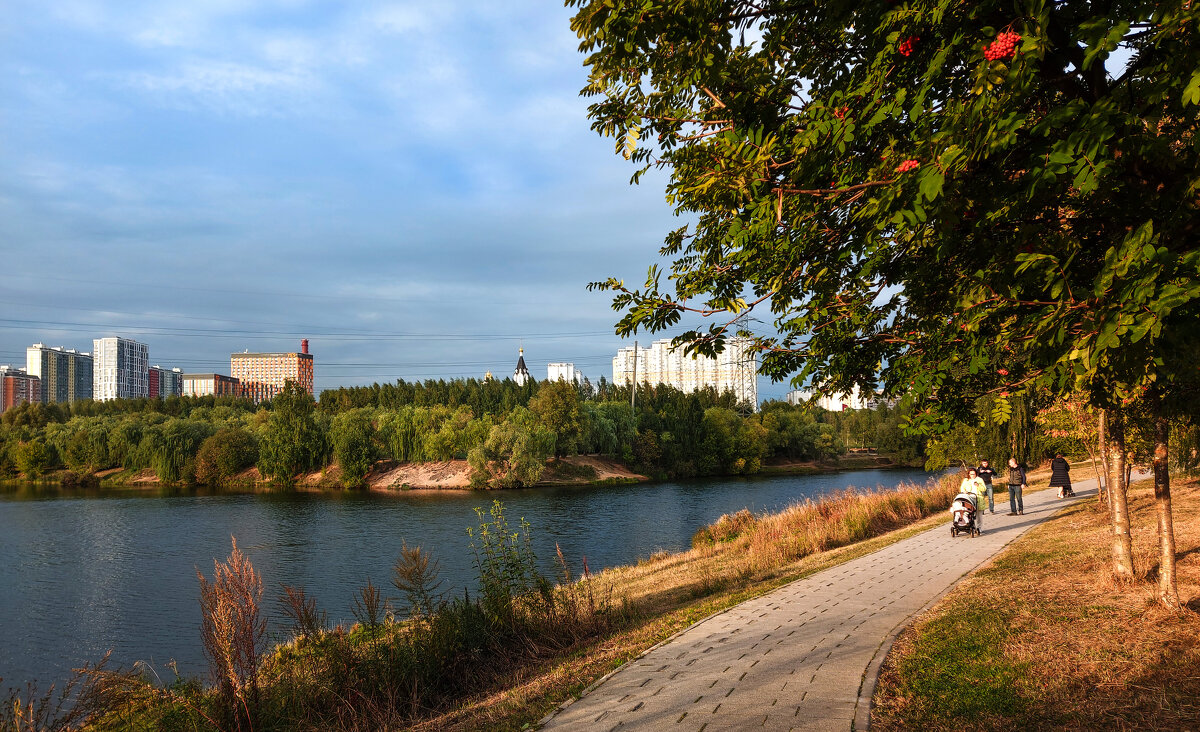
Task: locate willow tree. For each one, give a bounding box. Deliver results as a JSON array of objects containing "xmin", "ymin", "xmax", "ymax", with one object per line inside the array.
[{"xmin": 570, "ymin": 0, "xmax": 1200, "ymax": 604}]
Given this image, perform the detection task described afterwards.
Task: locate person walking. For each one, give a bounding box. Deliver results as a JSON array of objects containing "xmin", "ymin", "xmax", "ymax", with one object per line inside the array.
[
  {"xmin": 976, "ymin": 459, "xmax": 998, "ymax": 513},
  {"xmin": 1049, "ymin": 453, "xmax": 1073, "ymax": 498},
  {"xmin": 959, "ymin": 468, "xmax": 989, "ymax": 533},
  {"xmin": 1006, "ymin": 457, "xmax": 1026, "ymax": 515}
]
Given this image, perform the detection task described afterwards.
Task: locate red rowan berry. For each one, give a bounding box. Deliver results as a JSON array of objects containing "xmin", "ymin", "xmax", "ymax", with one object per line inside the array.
[{"xmin": 984, "ymin": 31, "xmax": 1020, "ymax": 61}]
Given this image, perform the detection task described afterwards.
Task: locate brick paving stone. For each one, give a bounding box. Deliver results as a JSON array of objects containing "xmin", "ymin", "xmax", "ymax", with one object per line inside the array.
[{"xmin": 540, "ymin": 479, "xmax": 1094, "ymax": 731}]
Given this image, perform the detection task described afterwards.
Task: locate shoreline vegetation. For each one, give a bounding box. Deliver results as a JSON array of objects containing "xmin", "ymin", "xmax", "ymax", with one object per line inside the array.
[
  {"xmin": 6, "ymin": 473, "xmax": 962, "ymax": 731},
  {"xmin": 0, "ymin": 378, "xmax": 930, "ymax": 494},
  {"xmin": 0, "ymin": 450, "xmax": 919, "ymax": 494}
]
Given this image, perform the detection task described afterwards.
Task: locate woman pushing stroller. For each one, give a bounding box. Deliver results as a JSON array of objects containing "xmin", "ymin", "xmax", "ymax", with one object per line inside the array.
[{"xmin": 958, "ymin": 468, "xmax": 989, "ymax": 534}]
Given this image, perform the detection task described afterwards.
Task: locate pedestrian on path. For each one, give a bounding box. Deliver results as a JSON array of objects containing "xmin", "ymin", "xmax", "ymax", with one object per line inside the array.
[
  {"xmin": 976, "ymin": 459, "xmax": 998, "ymax": 513},
  {"xmin": 1049, "ymin": 453, "xmax": 1073, "ymax": 498},
  {"xmin": 1006, "ymin": 457, "xmax": 1026, "ymax": 515},
  {"xmin": 960, "ymin": 468, "xmax": 988, "ymax": 533}
]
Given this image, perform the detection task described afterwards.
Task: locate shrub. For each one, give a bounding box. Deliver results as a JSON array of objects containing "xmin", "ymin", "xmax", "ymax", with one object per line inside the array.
[{"xmin": 195, "ymin": 428, "xmax": 259, "ymax": 486}]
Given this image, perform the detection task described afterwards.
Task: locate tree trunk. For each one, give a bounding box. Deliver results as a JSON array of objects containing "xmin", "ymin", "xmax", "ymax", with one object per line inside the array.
[
  {"xmin": 1153, "ymin": 416, "xmax": 1181, "ymax": 608},
  {"xmin": 1096, "ymin": 409, "xmax": 1108, "ymax": 507},
  {"xmin": 1107, "ymin": 410, "xmax": 1136, "ymax": 581}
]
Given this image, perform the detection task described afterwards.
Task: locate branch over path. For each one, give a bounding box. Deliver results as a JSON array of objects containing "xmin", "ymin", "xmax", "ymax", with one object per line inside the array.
[{"xmin": 541, "ymin": 480, "xmax": 1096, "ymax": 731}]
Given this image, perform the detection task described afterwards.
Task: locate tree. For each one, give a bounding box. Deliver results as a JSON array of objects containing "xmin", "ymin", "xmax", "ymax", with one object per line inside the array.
[
  {"xmin": 331, "ymin": 409, "xmax": 377, "ymax": 487},
  {"xmin": 529, "ymin": 379, "xmax": 584, "ymax": 457},
  {"xmin": 467, "ymin": 407, "xmax": 555, "ymax": 488},
  {"xmin": 14, "ymin": 438, "xmax": 54, "ymax": 478},
  {"xmin": 571, "ymin": 0, "xmax": 1200, "ymax": 602},
  {"xmin": 258, "ymin": 382, "xmax": 328, "ymax": 486}
]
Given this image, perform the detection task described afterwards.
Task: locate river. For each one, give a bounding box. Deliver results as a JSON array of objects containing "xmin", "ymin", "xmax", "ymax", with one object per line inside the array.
[{"xmin": 0, "ymin": 467, "xmax": 935, "ymax": 692}]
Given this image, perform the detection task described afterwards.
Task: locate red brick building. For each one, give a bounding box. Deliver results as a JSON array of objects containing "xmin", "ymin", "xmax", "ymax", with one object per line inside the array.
[
  {"xmin": 1, "ymin": 366, "xmax": 41, "ymax": 414},
  {"xmin": 230, "ymin": 339, "xmax": 314, "ymax": 403}
]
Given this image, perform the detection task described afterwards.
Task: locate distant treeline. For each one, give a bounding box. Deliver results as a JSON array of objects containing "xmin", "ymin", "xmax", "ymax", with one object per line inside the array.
[{"xmin": 0, "ymin": 377, "xmax": 926, "ymax": 488}]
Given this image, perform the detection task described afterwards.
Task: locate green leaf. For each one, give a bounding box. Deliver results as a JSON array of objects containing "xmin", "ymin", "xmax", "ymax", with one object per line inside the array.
[
  {"xmin": 1184, "ymin": 72, "xmax": 1200, "ymax": 107},
  {"xmin": 919, "ymin": 169, "xmax": 945, "ymax": 203}
]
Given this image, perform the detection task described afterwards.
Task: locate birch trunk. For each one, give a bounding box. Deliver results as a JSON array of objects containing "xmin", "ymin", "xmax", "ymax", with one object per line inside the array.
[
  {"xmin": 1153, "ymin": 416, "xmax": 1180, "ymax": 608},
  {"xmin": 1100, "ymin": 409, "xmax": 1113, "ymax": 515},
  {"xmin": 1107, "ymin": 410, "xmax": 1136, "ymax": 580}
]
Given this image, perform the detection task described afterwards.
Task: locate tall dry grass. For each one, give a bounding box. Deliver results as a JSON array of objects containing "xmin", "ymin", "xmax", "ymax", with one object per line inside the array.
[
  {"xmin": 196, "ymin": 536, "xmax": 267, "ymax": 731},
  {"xmin": 691, "ymin": 474, "xmax": 960, "ymax": 580}
]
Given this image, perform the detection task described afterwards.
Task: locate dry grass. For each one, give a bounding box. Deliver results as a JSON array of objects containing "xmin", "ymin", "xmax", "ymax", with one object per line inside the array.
[
  {"xmin": 872, "ymin": 476, "xmax": 1200, "ymax": 731},
  {"xmin": 196, "ymin": 536, "xmax": 267, "ymax": 731},
  {"xmin": 407, "ymin": 475, "xmax": 966, "ymax": 731}
]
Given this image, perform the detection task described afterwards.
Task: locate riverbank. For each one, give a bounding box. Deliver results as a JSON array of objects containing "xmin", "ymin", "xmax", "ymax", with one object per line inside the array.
[
  {"xmin": 2, "ymin": 451, "xmax": 920, "ymax": 493},
  {"xmin": 23, "ymin": 472, "xmax": 962, "ymax": 731},
  {"xmin": 871, "ymin": 476, "xmax": 1200, "ymax": 729}
]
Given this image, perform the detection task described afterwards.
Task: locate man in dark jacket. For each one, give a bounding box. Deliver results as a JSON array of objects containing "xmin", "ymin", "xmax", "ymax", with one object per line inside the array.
[
  {"xmin": 976, "ymin": 459, "xmax": 998, "ymax": 513},
  {"xmin": 1006, "ymin": 458, "xmax": 1026, "ymax": 515},
  {"xmin": 1049, "ymin": 453, "xmax": 1073, "ymax": 498}
]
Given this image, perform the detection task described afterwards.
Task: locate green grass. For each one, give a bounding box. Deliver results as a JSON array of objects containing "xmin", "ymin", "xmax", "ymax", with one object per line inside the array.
[{"xmin": 891, "ymin": 600, "xmax": 1031, "ymax": 724}]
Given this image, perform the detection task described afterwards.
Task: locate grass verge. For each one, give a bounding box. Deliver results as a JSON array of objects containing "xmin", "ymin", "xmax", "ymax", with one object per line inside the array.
[{"xmin": 871, "ymin": 476, "xmax": 1200, "ymax": 731}]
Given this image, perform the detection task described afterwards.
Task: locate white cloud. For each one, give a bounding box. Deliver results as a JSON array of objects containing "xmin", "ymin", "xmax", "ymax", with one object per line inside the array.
[{"xmin": 116, "ymin": 60, "xmax": 316, "ymax": 115}]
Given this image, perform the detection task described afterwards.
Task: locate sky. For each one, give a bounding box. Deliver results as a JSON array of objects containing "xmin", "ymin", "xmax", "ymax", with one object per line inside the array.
[{"xmin": 0, "ymin": 0, "xmax": 791, "ymax": 401}]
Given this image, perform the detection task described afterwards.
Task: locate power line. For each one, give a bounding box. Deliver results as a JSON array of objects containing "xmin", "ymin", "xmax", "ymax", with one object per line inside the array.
[
  {"xmin": 0, "ymin": 317, "xmax": 616, "ymax": 341},
  {"xmin": 0, "ymin": 273, "xmax": 564, "ymax": 306}
]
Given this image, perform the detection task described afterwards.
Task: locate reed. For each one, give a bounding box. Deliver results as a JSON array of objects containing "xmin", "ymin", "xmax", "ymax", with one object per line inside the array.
[
  {"xmin": 196, "ymin": 536, "xmax": 267, "ymax": 731},
  {"xmin": 693, "ymin": 474, "xmax": 959, "ymax": 575}
]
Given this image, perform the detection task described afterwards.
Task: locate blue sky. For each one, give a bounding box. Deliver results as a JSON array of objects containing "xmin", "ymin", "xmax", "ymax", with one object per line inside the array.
[{"xmin": 0, "ymin": 0, "xmax": 789, "ymax": 400}]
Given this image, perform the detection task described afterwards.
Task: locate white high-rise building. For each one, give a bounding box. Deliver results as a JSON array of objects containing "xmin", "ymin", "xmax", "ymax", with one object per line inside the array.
[
  {"xmin": 547, "ymin": 362, "xmax": 581, "ymax": 384},
  {"xmin": 786, "ymin": 385, "xmax": 892, "ymax": 410},
  {"xmin": 93, "ymin": 337, "xmax": 149, "ymax": 401},
  {"xmin": 613, "ymin": 337, "xmax": 757, "ymax": 407}
]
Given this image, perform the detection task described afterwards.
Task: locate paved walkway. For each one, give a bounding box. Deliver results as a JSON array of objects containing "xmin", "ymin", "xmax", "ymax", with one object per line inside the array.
[{"xmin": 540, "ymin": 480, "xmax": 1094, "ymax": 731}]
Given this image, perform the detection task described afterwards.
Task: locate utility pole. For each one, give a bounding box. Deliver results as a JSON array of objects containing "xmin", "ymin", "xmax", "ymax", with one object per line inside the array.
[{"xmin": 630, "ymin": 340, "xmax": 638, "ymax": 409}]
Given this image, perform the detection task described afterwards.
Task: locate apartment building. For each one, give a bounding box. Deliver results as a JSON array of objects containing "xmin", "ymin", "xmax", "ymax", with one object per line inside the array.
[
  {"xmin": 148, "ymin": 366, "xmax": 184, "ymax": 399},
  {"xmin": 26, "ymin": 343, "xmax": 93, "ymax": 404},
  {"xmin": 230, "ymin": 339, "xmax": 314, "ymax": 403},
  {"xmin": 547, "ymin": 362, "xmax": 581, "ymax": 384},
  {"xmin": 92, "ymin": 337, "xmax": 149, "ymax": 401},
  {"xmin": 0, "ymin": 366, "xmax": 40, "ymax": 414},
  {"xmin": 613, "ymin": 337, "xmax": 757, "ymax": 407},
  {"xmin": 786, "ymin": 385, "xmax": 895, "ymax": 411},
  {"xmin": 182, "ymin": 373, "xmax": 240, "ymax": 398}
]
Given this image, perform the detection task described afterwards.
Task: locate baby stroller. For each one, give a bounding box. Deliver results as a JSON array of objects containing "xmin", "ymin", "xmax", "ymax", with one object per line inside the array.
[{"xmin": 950, "ymin": 493, "xmax": 980, "ymax": 537}]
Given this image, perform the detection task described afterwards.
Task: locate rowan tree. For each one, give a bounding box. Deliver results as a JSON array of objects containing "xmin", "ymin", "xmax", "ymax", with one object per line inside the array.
[{"xmin": 571, "ymin": 0, "xmax": 1200, "ymax": 603}]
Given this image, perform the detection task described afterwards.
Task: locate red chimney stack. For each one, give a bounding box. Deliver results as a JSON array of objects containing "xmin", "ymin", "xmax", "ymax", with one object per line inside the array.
[{"xmin": 301, "ymin": 339, "xmax": 309, "ymax": 355}]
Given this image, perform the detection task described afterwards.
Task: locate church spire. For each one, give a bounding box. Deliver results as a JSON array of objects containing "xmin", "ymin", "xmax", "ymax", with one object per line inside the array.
[{"xmin": 513, "ymin": 347, "xmax": 530, "ymax": 386}]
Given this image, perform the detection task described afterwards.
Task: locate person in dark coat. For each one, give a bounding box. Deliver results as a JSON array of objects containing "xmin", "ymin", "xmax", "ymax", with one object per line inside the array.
[
  {"xmin": 1049, "ymin": 453, "xmax": 1073, "ymax": 498},
  {"xmin": 976, "ymin": 459, "xmax": 998, "ymax": 513},
  {"xmin": 1006, "ymin": 457, "xmax": 1026, "ymax": 515}
]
